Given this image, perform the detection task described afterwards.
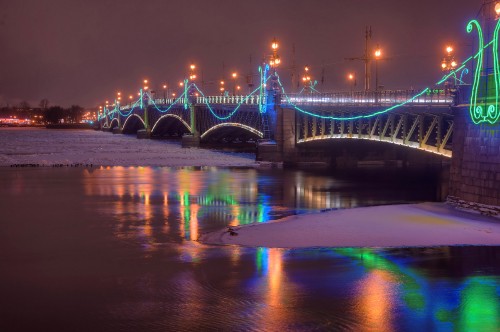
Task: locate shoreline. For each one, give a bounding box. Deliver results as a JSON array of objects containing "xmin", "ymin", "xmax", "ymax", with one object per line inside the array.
[{"xmin": 200, "ymin": 203, "xmax": 500, "ymax": 249}]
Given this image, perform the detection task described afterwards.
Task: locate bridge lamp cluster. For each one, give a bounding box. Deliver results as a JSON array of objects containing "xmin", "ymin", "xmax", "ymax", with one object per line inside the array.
[
  {"xmin": 496, "ymin": 2, "xmax": 500, "ymax": 19},
  {"xmin": 232, "ymin": 72, "xmax": 239, "ymax": 95},
  {"xmin": 302, "ymin": 65, "xmax": 312, "ymax": 86},
  {"xmin": 270, "ymin": 37, "xmax": 281, "ymax": 68},
  {"xmin": 441, "ymin": 46, "xmax": 457, "ymax": 71},
  {"xmin": 189, "ymin": 64, "xmax": 197, "ymax": 81}
]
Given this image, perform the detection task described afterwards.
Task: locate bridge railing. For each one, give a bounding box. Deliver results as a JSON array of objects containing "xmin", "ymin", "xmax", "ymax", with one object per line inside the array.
[
  {"xmin": 195, "ymin": 95, "xmax": 261, "ymax": 105},
  {"xmin": 281, "ymin": 89, "xmax": 453, "ymax": 107},
  {"xmin": 151, "ymin": 98, "xmax": 186, "ymax": 105}
]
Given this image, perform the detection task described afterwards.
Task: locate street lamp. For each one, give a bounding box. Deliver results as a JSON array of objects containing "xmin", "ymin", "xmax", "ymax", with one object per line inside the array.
[
  {"xmin": 348, "ymin": 73, "xmax": 357, "ymax": 91},
  {"xmin": 189, "ymin": 64, "xmax": 196, "ymax": 81},
  {"xmin": 270, "ymin": 37, "xmax": 281, "ymax": 70},
  {"xmin": 162, "ymin": 84, "xmax": 167, "ymax": 102},
  {"xmin": 232, "ymin": 72, "xmax": 237, "ymax": 95},
  {"xmin": 220, "ymin": 80, "xmax": 225, "ymax": 95},
  {"xmin": 441, "ymin": 45, "xmax": 457, "ymax": 71},
  {"xmin": 496, "ymin": 2, "xmax": 500, "ymax": 19},
  {"xmin": 374, "ymin": 46, "xmax": 382, "ymax": 93},
  {"xmin": 302, "ymin": 65, "xmax": 312, "ymax": 92},
  {"xmin": 441, "ymin": 45, "xmax": 458, "ymax": 92}
]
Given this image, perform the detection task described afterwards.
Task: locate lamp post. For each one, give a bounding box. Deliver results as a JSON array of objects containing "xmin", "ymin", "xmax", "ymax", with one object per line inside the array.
[
  {"xmin": 220, "ymin": 80, "xmax": 225, "ymax": 95},
  {"xmin": 302, "ymin": 65, "xmax": 312, "ymax": 93},
  {"xmin": 348, "ymin": 73, "xmax": 357, "ymax": 97},
  {"xmin": 232, "ymin": 72, "xmax": 237, "ymax": 96},
  {"xmin": 441, "ymin": 46, "xmax": 457, "ymax": 91},
  {"xmin": 189, "ymin": 64, "xmax": 196, "ymax": 82},
  {"xmin": 374, "ymin": 46, "xmax": 382, "ymax": 92},
  {"xmin": 270, "ymin": 37, "xmax": 281, "ymax": 72}
]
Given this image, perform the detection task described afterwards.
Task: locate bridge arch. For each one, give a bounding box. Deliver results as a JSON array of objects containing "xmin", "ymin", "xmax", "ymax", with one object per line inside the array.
[
  {"xmin": 108, "ymin": 118, "xmax": 119, "ymax": 131},
  {"xmin": 297, "ymin": 135, "xmax": 452, "ymax": 158},
  {"xmin": 122, "ymin": 114, "xmax": 146, "ymax": 134},
  {"xmin": 151, "ymin": 114, "xmax": 191, "ymax": 138},
  {"xmin": 200, "ymin": 123, "xmax": 263, "ymax": 143}
]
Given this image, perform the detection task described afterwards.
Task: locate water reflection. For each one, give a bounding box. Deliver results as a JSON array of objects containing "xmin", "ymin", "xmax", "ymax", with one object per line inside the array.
[
  {"xmin": 0, "ymin": 167, "xmax": 499, "ymax": 331},
  {"xmin": 82, "ymin": 166, "xmax": 439, "ymax": 250},
  {"xmin": 333, "ymin": 248, "xmax": 500, "ymax": 331}
]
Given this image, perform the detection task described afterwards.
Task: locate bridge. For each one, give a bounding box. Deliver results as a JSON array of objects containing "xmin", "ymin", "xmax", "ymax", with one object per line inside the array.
[
  {"xmin": 97, "ymin": 14, "xmax": 500, "ymax": 209},
  {"xmin": 99, "ymin": 85, "xmax": 456, "ymax": 157}
]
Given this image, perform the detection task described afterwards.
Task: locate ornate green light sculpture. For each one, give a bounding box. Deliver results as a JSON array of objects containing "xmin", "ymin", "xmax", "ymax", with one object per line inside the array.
[{"xmin": 467, "ymin": 18, "xmax": 500, "ymax": 125}]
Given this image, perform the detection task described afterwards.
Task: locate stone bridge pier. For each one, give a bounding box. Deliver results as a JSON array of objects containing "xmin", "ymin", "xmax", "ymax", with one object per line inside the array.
[{"xmin": 448, "ymin": 106, "xmax": 500, "ymax": 210}]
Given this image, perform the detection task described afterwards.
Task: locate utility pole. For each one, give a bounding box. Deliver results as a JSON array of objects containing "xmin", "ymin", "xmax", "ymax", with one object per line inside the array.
[{"xmin": 345, "ymin": 26, "xmax": 372, "ymax": 91}]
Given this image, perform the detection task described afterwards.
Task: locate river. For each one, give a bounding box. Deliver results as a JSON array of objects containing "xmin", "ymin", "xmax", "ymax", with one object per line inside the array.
[{"xmin": 1, "ymin": 165, "xmax": 499, "ymax": 331}]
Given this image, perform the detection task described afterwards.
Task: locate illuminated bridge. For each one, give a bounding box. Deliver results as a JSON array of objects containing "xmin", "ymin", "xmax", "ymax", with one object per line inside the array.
[
  {"xmin": 98, "ymin": 13, "xmax": 500, "ymax": 208},
  {"xmin": 99, "ymin": 85, "xmax": 457, "ymax": 157}
]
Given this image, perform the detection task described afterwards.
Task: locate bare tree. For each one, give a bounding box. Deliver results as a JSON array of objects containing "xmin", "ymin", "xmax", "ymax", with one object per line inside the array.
[{"xmin": 39, "ymin": 99, "xmax": 49, "ymax": 109}]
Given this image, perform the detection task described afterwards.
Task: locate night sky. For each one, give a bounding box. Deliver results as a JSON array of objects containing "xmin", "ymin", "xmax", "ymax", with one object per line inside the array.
[{"xmin": 0, "ymin": 0, "xmax": 481, "ymax": 108}]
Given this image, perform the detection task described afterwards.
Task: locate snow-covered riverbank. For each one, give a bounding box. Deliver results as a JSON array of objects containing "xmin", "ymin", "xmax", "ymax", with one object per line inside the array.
[
  {"xmin": 200, "ymin": 203, "xmax": 500, "ymax": 248},
  {"xmin": 0, "ymin": 128, "xmax": 256, "ymax": 167}
]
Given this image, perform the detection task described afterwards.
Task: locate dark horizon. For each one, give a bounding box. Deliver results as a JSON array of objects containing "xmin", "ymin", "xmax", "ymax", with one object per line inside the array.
[{"xmin": 0, "ymin": 0, "xmax": 482, "ymax": 108}]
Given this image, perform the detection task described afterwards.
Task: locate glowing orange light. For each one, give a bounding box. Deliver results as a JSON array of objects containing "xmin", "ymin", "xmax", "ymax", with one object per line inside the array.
[
  {"xmin": 232, "ymin": 72, "xmax": 237, "ymax": 78},
  {"xmin": 271, "ymin": 38, "xmax": 279, "ymax": 50},
  {"xmin": 446, "ymin": 46, "xmax": 453, "ymax": 54},
  {"xmin": 375, "ymin": 49, "xmax": 382, "ymax": 58}
]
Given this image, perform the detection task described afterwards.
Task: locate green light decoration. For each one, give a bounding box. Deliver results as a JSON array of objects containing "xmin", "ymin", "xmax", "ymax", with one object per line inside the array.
[
  {"xmin": 258, "ymin": 65, "xmax": 269, "ymax": 113},
  {"xmin": 183, "ymin": 79, "xmax": 188, "ymax": 110},
  {"xmin": 467, "ymin": 19, "xmax": 500, "ymax": 124}
]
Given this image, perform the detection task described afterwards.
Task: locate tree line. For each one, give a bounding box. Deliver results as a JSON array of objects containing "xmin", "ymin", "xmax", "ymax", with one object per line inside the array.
[{"xmin": 0, "ymin": 99, "xmax": 88, "ymax": 124}]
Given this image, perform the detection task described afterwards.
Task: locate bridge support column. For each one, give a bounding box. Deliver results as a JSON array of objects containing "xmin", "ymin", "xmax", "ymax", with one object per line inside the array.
[
  {"xmin": 182, "ymin": 104, "xmax": 200, "ymax": 147},
  {"xmin": 448, "ymin": 106, "xmax": 500, "ymax": 213},
  {"xmin": 137, "ymin": 105, "xmax": 151, "ymax": 139},
  {"xmin": 256, "ymin": 106, "xmax": 297, "ymax": 163}
]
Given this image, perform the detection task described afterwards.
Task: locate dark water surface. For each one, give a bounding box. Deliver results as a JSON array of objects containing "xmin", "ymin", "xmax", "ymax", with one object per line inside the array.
[{"xmin": 1, "ymin": 167, "xmax": 499, "ymax": 331}]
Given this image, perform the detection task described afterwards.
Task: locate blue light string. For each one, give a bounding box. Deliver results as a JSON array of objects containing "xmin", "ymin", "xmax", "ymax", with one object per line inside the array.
[
  {"xmin": 118, "ymin": 98, "xmax": 141, "ymax": 117},
  {"xmin": 276, "ymin": 73, "xmax": 431, "ymax": 121},
  {"xmin": 192, "ymin": 83, "xmax": 265, "ymax": 120},
  {"xmin": 146, "ymin": 90, "xmax": 188, "ymax": 113}
]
